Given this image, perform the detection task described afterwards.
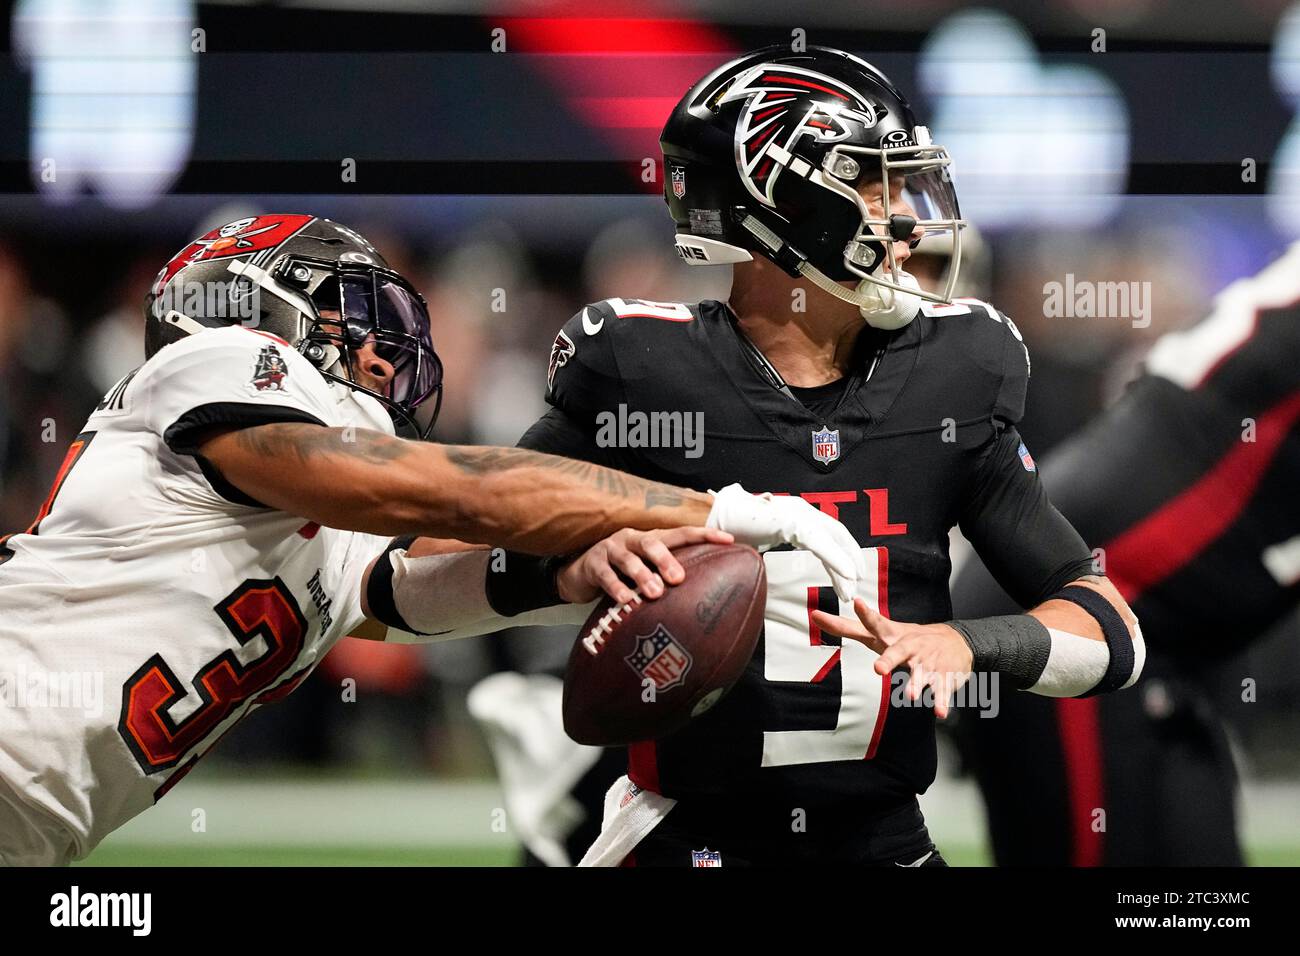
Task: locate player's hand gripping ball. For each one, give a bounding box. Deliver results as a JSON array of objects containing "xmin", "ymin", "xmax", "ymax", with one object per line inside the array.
[{"xmin": 563, "ymin": 543, "xmax": 766, "ymax": 746}]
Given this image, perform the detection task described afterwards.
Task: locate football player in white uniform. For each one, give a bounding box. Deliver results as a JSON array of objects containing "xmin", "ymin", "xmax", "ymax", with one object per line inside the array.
[{"xmin": 0, "ymin": 214, "xmax": 868, "ymax": 865}]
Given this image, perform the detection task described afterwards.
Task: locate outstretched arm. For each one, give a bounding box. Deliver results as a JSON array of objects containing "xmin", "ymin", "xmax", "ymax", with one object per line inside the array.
[{"xmin": 199, "ymin": 423, "xmax": 711, "ymax": 556}]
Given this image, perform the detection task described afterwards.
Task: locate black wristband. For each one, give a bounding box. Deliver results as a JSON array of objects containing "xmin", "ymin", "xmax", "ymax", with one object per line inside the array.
[
  {"xmin": 484, "ymin": 550, "xmax": 571, "ymax": 617},
  {"xmin": 1055, "ymin": 584, "xmax": 1134, "ymax": 696},
  {"xmin": 947, "ymin": 614, "xmax": 1052, "ymax": 690}
]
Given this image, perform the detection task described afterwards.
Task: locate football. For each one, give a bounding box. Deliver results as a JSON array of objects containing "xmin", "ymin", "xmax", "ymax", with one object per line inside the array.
[{"xmin": 562, "ymin": 542, "xmax": 767, "ymax": 747}]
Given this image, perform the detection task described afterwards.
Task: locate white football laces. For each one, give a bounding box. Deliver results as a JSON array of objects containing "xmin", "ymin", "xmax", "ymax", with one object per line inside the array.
[{"xmin": 582, "ymin": 591, "xmax": 645, "ymax": 656}]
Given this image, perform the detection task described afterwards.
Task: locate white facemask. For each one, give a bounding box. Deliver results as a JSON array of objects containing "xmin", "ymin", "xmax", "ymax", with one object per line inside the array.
[{"xmin": 855, "ymin": 268, "xmax": 923, "ymax": 330}]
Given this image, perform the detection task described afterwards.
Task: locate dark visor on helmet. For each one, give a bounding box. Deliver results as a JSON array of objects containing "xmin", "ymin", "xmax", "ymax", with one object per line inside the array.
[{"xmin": 285, "ymin": 255, "xmax": 444, "ymax": 439}]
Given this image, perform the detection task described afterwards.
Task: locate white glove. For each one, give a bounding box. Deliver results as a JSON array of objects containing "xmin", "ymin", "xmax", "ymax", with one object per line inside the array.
[{"xmin": 705, "ymin": 483, "xmax": 866, "ymax": 602}]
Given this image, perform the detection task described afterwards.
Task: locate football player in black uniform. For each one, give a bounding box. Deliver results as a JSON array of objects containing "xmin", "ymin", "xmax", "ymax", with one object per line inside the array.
[
  {"xmin": 949, "ymin": 241, "xmax": 1300, "ymax": 866},
  {"xmin": 393, "ymin": 47, "xmax": 1145, "ymax": 866}
]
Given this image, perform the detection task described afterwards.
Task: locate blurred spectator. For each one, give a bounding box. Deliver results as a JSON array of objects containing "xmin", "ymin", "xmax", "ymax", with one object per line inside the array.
[{"xmin": 0, "ymin": 240, "xmax": 95, "ymax": 531}]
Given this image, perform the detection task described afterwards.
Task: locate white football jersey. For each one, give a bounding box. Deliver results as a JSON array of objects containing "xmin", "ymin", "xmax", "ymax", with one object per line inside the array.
[{"xmin": 0, "ymin": 326, "xmax": 392, "ymax": 863}]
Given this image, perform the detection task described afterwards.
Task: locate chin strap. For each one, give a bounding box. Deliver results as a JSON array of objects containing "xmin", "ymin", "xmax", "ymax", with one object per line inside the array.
[
  {"xmin": 161, "ymin": 310, "xmax": 210, "ymax": 337},
  {"xmin": 796, "ymin": 261, "xmax": 884, "ymax": 309},
  {"xmin": 737, "ymin": 213, "xmax": 951, "ymax": 312}
]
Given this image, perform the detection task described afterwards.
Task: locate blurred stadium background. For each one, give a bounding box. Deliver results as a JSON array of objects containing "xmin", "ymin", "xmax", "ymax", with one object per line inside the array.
[{"xmin": 0, "ymin": 0, "xmax": 1298, "ymax": 865}]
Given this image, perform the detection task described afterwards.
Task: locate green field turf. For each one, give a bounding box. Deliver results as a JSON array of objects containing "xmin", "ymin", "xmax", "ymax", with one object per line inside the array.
[
  {"xmin": 77, "ymin": 843, "xmax": 992, "ymax": 867},
  {"xmin": 75, "ymin": 842, "xmax": 1300, "ymax": 867},
  {"xmin": 77, "ymin": 844, "xmax": 520, "ymax": 867},
  {"xmin": 74, "ymin": 776, "xmax": 1300, "ymax": 867}
]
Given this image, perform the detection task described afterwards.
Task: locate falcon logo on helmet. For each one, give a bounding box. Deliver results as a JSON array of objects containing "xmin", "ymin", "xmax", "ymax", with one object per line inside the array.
[
  {"xmin": 660, "ymin": 46, "xmax": 969, "ymax": 327},
  {"xmin": 721, "ymin": 63, "xmax": 879, "ymax": 207}
]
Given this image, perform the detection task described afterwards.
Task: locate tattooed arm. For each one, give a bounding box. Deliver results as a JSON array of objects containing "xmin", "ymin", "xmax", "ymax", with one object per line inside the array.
[{"xmin": 198, "ymin": 423, "xmax": 712, "ymax": 555}]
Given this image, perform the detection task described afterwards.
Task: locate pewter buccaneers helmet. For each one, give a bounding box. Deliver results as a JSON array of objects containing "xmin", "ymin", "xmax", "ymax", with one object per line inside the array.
[
  {"xmin": 144, "ymin": 214, "xmax": 443, "ymax": 438},
  {"xmin": 662, "ymin": 46, "xmax": 967, "ymax": 311}
]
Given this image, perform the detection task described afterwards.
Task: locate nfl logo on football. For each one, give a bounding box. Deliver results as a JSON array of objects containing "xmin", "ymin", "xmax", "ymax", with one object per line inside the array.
[
  {"xmin": 812, "ymin": 426, "xmax": 840, "ymax": 465},
  {"xmin": 671, "ymin": 166, "xmax": 687, "ymax": 199},
  {"xmin": 624, "ymin": 624, "xmax": 692, "ymax": 691}
]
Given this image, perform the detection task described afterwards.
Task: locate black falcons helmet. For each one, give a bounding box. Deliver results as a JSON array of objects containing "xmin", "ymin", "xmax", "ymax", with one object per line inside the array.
[
  {"xmin": 144, "ymin": 214, "xmax": 443, "ymax": 439},
  {"xmin": 661, "ymin": 46, "xmax": 967, "ymax": 305}
]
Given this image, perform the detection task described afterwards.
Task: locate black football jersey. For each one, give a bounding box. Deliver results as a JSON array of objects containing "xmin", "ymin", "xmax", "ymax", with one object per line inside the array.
[{"xmin": 521, "ymin": 296, "xmax": 1093, "ymax": 809}]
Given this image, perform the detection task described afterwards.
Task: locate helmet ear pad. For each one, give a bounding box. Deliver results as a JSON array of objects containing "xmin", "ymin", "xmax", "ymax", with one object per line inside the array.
[{"xmin": 662, "ymin": 156, "xmax": 746, "ymax": 249}]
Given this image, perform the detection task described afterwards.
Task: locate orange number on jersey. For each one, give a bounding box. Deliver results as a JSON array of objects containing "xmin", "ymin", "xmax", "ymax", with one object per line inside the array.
[
  {"xmin": 118, "ymin": 578, "xmax": 308, "ymax": 773},
  {"xmin": 0, "ymin": 430, "xmax": 96, "ymax": 565}
]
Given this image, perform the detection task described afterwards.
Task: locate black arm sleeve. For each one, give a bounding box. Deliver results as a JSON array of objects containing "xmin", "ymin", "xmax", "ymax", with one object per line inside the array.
[{"xmin": 958, "ymin": 426, "xmax": 1096, "ymax": 609}]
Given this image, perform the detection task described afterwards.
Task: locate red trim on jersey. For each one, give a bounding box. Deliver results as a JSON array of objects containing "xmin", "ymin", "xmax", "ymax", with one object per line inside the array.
[
  {"xmin": 627, "ymin": 741, "xmax": 660, "ymax": 793},
  {"xmin": 1193, "ymin": 313, "xmax": 1258, "ymax": 390},
  {"xmin": 1055, "ymin": 697, "xmax": 1105, "ymax": 867},
  {"xmin": 244, "ymin": 327, "xmax": 291, "ymax": 347},
  {"xmin": 811, "ymin": 649, "xmax": 841, "ymax": 684},
  {"xmin": 619, "ymin": 851, "xmax": 638, "ymax": 867},
  {"xmin": 153, "ymin": 756, "xmax": 199, "ymax": 802},
  {"xmin": 613, "ymin": 313, "xmax": 695, "ymax": 323},
  {"xmin": 864, "ymin": 548, "xmax": 891, "ymax": 759},
  {"xmin": 876, "ymin": 548, "xmax": 890, "ymax": 617},
  {"xmin": 1, "ymin": 432, "xmax": 96, "ymax": 556},
  {"xmin": 1104, "ymin": 387, "xmax": 1300, "ymax": 601},
  {"xmin": 1056, "ymin": 386, "xmax": 1300, "ymax": 864},
  {"xmin": 864, "ymin": 671, "xmax": 891, "ymax": 760},
  {"xmin": 807, "ymin": 587, "xmax": 824, "ymax": 645},
  {"xmin": 29, "ymin": 435, "xmax": 90, "ymax": 531},
  {"xmin": 1192, "ymin": 288, "xmax": 1300, "ymax": 390}
]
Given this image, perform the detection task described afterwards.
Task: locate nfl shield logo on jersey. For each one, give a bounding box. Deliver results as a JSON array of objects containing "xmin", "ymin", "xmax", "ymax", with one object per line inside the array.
[
  {"xmin": 812, "ymin": 426, "xmax": 840, "ymax": 464},
  {"xmin": 1018, "ymin": 441, "xmax": 1036, "ymax": 472},
  {"xmin": 624, "ymin": 624, "xmax": 692, "ymax": 691},
  {"xmin": 691, "ymin": 848, "xmax": 722, "ymax": 867},
  {"xmin": 671, "ymin": 165, "xmax": 687, "ymax": 199}
]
